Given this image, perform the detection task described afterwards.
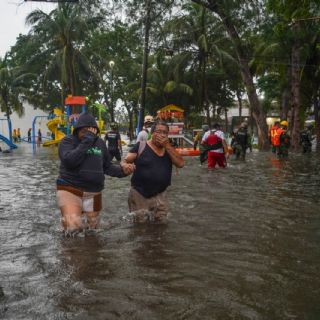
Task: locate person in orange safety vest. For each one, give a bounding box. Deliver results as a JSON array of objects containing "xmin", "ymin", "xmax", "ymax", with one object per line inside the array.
[
  {"xmin": 269, "ymin": 121, "xmax": 280, "ymax": 153},
  {"xmin": 274, "ymin": 120, "xmax": 290, "ymax": 158}
]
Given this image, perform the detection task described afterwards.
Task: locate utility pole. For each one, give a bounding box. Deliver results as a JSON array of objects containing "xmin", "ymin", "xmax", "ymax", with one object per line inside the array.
[
  {"xmin": 138, "ymin": 0, "xmax": 151, "ymax": 133},
  {"xmin": 24, "ymin": 0, "xmax": 78, "ymax": 2},
  {"xmin": 109, "ymin": 60, "xmax": 115, "ymax": 122}
]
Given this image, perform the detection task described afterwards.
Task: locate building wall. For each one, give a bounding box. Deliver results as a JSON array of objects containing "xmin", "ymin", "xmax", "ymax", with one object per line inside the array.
[{"xmin": 0, "ymin": 103, "xmax": 49, "ymax": 140}]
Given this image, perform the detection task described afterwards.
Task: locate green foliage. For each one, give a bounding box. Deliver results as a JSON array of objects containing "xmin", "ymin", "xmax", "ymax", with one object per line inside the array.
[
  {"xmin": 0, "ymin": 57, "xmax": 26, "ymax": 119},
  {"xmin": 1, "ymin": 0, "xmax": 319, "ymax": 139}
]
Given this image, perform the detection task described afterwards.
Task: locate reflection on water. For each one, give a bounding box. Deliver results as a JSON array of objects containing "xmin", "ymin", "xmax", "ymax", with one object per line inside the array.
[{"xmin": 0, "ymin": 145, "xmax": 320, "ymax": 319}]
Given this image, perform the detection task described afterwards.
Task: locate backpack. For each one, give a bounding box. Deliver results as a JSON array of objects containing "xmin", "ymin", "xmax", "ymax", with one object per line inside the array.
[
  {"xmin": 143, "ymin": 128, "xmax": 152, "ymax": 140},
  {"xmin": 207, "ymin": 130, "xmax": 223, "ymax": 150},
  {"xmin": 280, "ymin": 132, "xmax": 291, "ymax": 147}
]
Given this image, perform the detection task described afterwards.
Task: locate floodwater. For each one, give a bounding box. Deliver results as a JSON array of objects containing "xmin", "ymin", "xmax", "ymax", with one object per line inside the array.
[{"xmin": 0, "ymin": 144, "xmax": 320, "ymax": 320}]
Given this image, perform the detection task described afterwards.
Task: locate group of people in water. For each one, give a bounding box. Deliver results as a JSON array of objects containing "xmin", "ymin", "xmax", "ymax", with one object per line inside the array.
[
  {"xmin": 11, "ymin": 128, "xmax": 42, "ymax": 144},
  {"xmin": 194, "ymin": 121, "xmax": 252, "ymax": 168},
  {"xmin": 1, "ymin": 112, "xmax": 315, "ymax": 235},
  {"xmin": 12, "ymin": 128, "xmax": 22, "ymax": 143},
  {"xmin": 269, "ymin": 121, "xmax": 315, "ymax": 156},
  {"xmin": 56, "ymin": 113, "xmax": 184, "ymax": 236},
  {"xmin": 193, "ymin": 119, "xmax": 315, "ymax": 169}
]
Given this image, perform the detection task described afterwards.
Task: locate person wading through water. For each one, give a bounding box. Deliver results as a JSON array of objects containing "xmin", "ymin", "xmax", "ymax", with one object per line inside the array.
[{"xmin": 122, "ymin": 120, "xmax": 184, "ymax": 223}]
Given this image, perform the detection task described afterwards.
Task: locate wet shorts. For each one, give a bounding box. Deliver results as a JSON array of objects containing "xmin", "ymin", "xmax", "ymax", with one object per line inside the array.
[
  {"xmin": 128, "ymin": 187, "xmax": 168, "ymax": 222},
  {"xmin": 56, "ymin": 185, "xmax": 102, "ymax": 212}
]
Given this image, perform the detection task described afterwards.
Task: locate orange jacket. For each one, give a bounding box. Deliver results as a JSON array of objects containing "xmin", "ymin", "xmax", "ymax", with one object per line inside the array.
[
  {"xmin": 269, "ymin": 125, "xmax": 279, "ymax": 145},
  {"xmin": 273, "ymin": 127, "xmax": 283, "ymax": 146}
]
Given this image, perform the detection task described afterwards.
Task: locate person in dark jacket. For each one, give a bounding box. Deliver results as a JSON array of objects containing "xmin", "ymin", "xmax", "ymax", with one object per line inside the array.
[
  {"xmin": 300, "ymin": 124, "xmax": 314, "ymax": 153},
  {"xmin": 232, "ymin": 122, "xmax": 251, "ymax": 160},
  {"xmin": 104, "ymin": 122, "xmax": 122, "ymax": 161},
  {"xmin": 56, "ymin": 112, "xmax": 135, "ymax": 235}
]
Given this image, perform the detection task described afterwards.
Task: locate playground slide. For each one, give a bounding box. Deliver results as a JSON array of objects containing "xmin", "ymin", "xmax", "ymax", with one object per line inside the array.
[
  {"xmin": 43, "ymin": 118, "xmax": 65, "ymax": 147},
  {"xmin": 0, "ymin": 134, "xmax": 18, "ymax": 149}
]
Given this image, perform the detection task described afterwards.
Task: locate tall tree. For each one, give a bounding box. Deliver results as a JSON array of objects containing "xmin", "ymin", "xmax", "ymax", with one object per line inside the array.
[
  {"xmin": 266, "ymin": 0, "xmax": 320, "ymax": 150},
  {"xmin": 191, "ymin": 0, "xmax": 270, "ymax": 149},
  {"xmin": 0, "ymin": 57, "xmax": 25, "ymax": 141},
  {"xmin": 25, "ymin": 3, "xmax": 102, "ymax": 101}
]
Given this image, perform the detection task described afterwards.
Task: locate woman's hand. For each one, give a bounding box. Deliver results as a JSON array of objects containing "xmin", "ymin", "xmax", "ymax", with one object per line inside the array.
[
  {"xmin": 120, "ymin": 162, "xmax": 136, "ymax": 175},
  {"xmin": 155, "ymin": 135, "xmax": 169, "ymax": 147},
  {"xmin": 87, "ymin": 127, "xmax": 98, "ymax": 135}
]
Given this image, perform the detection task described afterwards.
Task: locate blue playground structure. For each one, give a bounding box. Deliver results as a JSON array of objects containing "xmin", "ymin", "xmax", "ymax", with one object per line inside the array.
[{"xmin": 0, "ymin": 118, "xmax": 17, "ymax": 150}]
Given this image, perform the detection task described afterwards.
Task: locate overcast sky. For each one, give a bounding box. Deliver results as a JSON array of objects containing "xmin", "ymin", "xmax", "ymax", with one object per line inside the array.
[{"xmin": 0, "ymin": 1, "xmax": 57, "ymax": 58}]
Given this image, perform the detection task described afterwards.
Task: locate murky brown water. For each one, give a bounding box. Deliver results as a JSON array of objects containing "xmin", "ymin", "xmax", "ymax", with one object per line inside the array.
[{"xmin": 0, "ymin": 144, "xmax": 320, "ymax": 320}]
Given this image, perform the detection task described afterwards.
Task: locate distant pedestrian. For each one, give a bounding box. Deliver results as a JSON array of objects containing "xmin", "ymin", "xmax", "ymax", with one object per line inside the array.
[
  {"xmin": 13, "ymin": 129, "xmax": 18, "ymax": 143},
  {"xmin": 275, "ymin": 120, "xmax": 290, "ymax": 158},
  {"xmin": 194, "ymin": 124, "xmax": 210, "ymax": 165},
  {"xmin": 104, "ymin": 122, "xmax": 122, "ymax": 161},
  {"xmin": 136, "ymin": 115, "xmax": 154, "ymax": 143},
  {"xmin": 201, "ymin": 123, "xmax": 229, "ymax": 169},
  {"xmin": 37, "ymin": 129, "xmax": 42, "ymax": 146},
  {"xmin": 300, "ymin": 125, "xmax": 314, "ymax": 153},
  {"xmin": 17, "ymin": 128, "xmax": 21, "ymax": 142},
  {"xmin": 27, "ymin": 128, "xmax": 31, "ymax": 143},
  {"xmin": 232, "ymin": 122, "xmax": 251, "ymax": 160}
]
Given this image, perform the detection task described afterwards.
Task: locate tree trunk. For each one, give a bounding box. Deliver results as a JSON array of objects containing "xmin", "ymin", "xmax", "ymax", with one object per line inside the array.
[
  {"xmin": 219, "ymin": 13, "xmax": 269, "ymax": 150},
  {"xmin": 236, "ymin": 90, "xmax": 242, "ymax": 120},
  {"xmin": 110, "ymin": 68, "xmax": 115, "ymax": 122},
  {"xmin": 125, "ymin": 102, "xmax": 134, "ymax": 142},
  {"xmin": 224, "ymin": 107, "xmax": 228, "ymax": 133},
  {"xmin": 239, "ymin": 60, "xmax": 269, "ymax": 149},
  {"xmin": 290, "ymin": 22, "xmax": 301, "ymax": 151},
  {"xmin": 314, "ymin": 97, "xmax": 320, "ymax": 152},
  {"xmin": 280, "ymin": 68, "xmax": 291, "ymax": 120},
  {"xmin": 138, "ymin": 0, "xmax": 151, "ymax": 132}
]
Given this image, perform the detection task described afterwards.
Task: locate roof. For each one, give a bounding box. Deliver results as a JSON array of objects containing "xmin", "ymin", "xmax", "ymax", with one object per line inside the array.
[
  {"xmin": 65, "ymin": 96, "xmax": 87, "ymax": 105},
  {"xmin": 157, "ymin": 104, "xmax": 184, "ymax": 113}
]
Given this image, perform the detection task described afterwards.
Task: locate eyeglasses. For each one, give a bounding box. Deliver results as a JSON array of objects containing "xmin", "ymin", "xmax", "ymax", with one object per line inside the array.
[{"xmin": 154, "ymin": 130, "xmax": 169, "ymax": 135}]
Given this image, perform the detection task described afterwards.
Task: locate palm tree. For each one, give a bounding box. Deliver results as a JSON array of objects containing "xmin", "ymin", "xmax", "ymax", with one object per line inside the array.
[
  {"xmin": 131, "ymin": 52, "xmax": 193, "ymax": 115},
  {"xmin": 25, "ymin": 3, "xmax": 102, "ymax": 103},
  {"xmin": 164, "ymin": 3, "xmax": 233, "ymax": 125},
  {"xmin": 0, "ymin": 57, "xmax": 25, "ymax": 142}
]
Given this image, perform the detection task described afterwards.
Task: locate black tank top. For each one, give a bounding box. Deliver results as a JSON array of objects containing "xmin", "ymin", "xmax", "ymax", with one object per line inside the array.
[{"xmin": 130, "ymin": 142, "xmax": 172, "ymax": 198}]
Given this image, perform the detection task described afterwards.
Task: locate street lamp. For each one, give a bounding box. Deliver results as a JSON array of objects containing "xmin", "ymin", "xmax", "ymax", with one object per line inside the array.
[{"xmin": 109, "ymin": 60, "xmax": 115, "ymax": 122}]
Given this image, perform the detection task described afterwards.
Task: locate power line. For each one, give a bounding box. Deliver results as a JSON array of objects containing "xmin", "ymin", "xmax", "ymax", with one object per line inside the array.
[{"xmin": 24, "ymin": 0, "xmax": 79, "ymax": 2}]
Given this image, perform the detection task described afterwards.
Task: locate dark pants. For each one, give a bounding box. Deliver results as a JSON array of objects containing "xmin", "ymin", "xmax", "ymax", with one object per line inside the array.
[
  {"xmin": 301, "ymin": 142, "xmax": 312, "ymax": 153},
  {"xmin": 276, "ymin": 145, "xmax": 289, "ymax": 158},
  {"xmin": 109, "ymin": 149, "xmax": 121, "ymax": 161},
  {"xmin": 234, "ymin": 144, "xmax": 246, "ymax": 160},
  {"xmin": 199, "ymin": 150, "xmax": 208, "ymax": 164}
]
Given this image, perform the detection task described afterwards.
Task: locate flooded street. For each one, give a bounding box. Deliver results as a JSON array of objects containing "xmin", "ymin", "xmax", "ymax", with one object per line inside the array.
[{"xmin": 0, "ymin": 144, "xmax": 320, "ymax": 320}]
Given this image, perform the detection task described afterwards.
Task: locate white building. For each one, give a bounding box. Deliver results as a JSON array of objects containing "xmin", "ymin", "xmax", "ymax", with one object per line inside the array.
[{"xmin": 0, "ymin": 103, "xmax": 49, "ymax": 141}]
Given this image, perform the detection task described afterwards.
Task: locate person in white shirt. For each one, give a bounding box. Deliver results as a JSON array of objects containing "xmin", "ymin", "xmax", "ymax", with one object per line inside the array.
[
  {"xmin": 201, "ymin": 123, "xmax": 229, "ymax": 169},
  {"xmin": 136, "ymin": 115, "xmax": 154, "ymax": 142}
]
